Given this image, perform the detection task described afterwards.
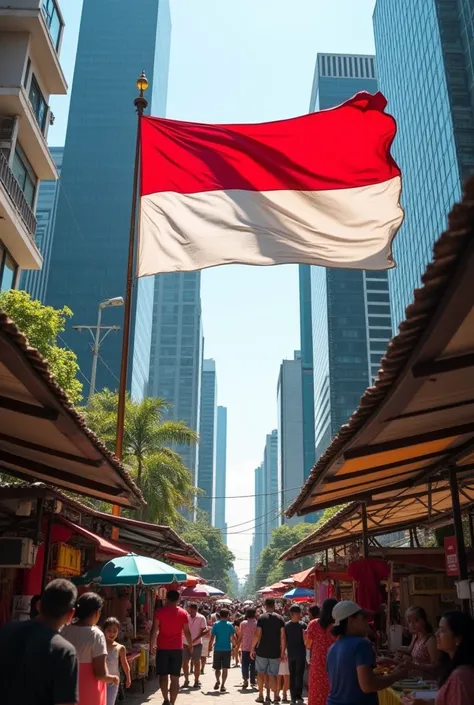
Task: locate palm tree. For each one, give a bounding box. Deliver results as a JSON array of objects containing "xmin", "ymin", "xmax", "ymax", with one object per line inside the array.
[{"xmin": 85, "ymin": 390, "xmax": 199, "ymax": 522}]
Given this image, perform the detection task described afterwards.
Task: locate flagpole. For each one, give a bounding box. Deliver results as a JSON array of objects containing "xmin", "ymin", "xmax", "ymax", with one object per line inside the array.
[{"xmin": 112, "ymin": 71, "xmax": 149, "ymax": 522}]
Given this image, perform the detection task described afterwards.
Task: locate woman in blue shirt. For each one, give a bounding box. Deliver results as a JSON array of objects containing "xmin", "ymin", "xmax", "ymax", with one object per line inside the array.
[{"xmin": 326, "ymin": 601, "xmax": 406, "ymax": 704}]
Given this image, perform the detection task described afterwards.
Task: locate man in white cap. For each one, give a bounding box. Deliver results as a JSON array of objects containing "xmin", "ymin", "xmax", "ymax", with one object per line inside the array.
[{"xmin": 326, "ymin": 601, "xmax": 406, "ymax": 705}]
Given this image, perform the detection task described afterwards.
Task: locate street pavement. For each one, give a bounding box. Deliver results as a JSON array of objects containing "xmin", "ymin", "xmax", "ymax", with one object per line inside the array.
[{"xmin": 125, "ymin": 657, "xmax": 258, "ymax": 705}]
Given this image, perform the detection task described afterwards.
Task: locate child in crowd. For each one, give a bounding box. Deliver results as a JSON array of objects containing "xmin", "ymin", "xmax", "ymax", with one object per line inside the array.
[{"xmin": 103, "ymin": 617, "xmax": 131, "ymax": 705}]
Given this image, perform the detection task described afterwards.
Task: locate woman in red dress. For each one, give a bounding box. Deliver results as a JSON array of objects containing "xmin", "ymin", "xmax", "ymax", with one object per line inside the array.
[{"xmin": 305, "ymin": 598, "xmax": 338, "ymax": 705}]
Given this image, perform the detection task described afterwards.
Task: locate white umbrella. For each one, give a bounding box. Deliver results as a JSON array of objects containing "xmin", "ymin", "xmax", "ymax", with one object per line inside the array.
[
  {"xmin": 243, "ymin": 600, "xmax": 254, "ymax": 605},
  {"xmin": 215, "ymin": 598, "xmax": 232, "ymax": 605}
]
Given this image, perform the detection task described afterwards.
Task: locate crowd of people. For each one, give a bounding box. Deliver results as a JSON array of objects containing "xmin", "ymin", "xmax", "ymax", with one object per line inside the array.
[{"xmin": 1, "ymin": 581, "xmax": 474, "ymax": 705}]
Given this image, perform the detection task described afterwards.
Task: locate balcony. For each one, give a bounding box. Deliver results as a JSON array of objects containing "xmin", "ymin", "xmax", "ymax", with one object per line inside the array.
[
  {"xmin": 0, "ymin": 87, "xmax": 58, "ymax": 179},
  {"xmin": 0, "ymin": 0, "xmax": 67, "ymax": 95},
  {"xmin": 0, "ymin": 150, "xmax": 42, "ymax": 270}
]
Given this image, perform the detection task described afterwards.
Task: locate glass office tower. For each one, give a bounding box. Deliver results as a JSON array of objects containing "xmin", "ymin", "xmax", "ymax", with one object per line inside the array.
[
  {"xmin": 251, "ymin": 463, "xmax": 265, "ymax": 574},
  {"xmin": 46, "ymin": 0, "xmax": 171, "ymax": 397},
  {"xmin": 298, "ymin": 265, "xmax": 315, "ymax": 481},
  {"xmin": 310, "ymin": 54, "xmax": 393, "ymax": 461},
  {"xmin": 197, "ymin": 359, "xmax": 217, "ymax": 521},
  {"xmin": 148, "ymin": 272, "xmax": 202, "ymax": 485},
  {"xmin": 374, "ymin": 0, "xmax": 474, "ymax": 327},
  {"xmin": 263, "ymin": 429, "xmax": 279, "ymax": 543},
  {"xmin": 21, "ymin": 147, "xmax": 63, "ymax": 302},
  {"xmin": 215, "ymin": 406, "xmax": 228, "ymax": 543},
  {"xmin": 277, "ymin": 351, "xmax": 304, "ymax": 524}
]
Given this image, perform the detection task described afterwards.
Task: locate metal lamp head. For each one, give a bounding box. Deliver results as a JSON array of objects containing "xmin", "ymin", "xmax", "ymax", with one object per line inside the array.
[{"xmin": 136, "ymin": 70, "xmax": 148, "ymax": 97}]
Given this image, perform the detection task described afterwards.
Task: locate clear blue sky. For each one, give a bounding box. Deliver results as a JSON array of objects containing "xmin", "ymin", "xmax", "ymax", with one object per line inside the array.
[{"xmin": 49, "ymin": 0, "xmax": 377, "ymax": 577}]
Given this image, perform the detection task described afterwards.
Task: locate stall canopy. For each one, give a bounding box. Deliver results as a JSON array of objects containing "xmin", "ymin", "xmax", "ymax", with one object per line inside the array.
[
  {"xmin": 287, "ymin": 187, "xmax": 474, "ymax": 519},
  {"xmin": 281, "ymin": 479, "xmax": 474, "ymax": 562},
  {"xmin": 0, "ymin": 483, "xmax": 207, "ymax": 567},
  {"xmin": 0, "ymin": 314, "xmax": 143, "ymax": 507}
]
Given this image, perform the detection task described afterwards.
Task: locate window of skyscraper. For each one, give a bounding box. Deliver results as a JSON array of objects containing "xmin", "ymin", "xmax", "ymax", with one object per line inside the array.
[{"xmin": 12, "ymin": 145, "xmax": 37, "ymax": 208}]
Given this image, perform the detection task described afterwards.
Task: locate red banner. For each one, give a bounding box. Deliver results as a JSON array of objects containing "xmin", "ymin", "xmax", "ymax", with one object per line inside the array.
[{"xmin": 444, "ymin": 536, "xmax": 459, "ymax": 576}]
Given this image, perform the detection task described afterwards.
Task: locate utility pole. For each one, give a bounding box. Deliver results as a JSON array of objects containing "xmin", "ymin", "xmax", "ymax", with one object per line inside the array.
[{"xmin": 73, "ymin": 296, "xmax": 124, "ymax": 399}]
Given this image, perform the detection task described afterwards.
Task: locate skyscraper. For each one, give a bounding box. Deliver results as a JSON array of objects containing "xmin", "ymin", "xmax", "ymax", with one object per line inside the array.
[
  {"xmin": 310, "ymin": 54, "xmax": 393, "ymax": 460},
  {"xmin": 197, "ymin": 359, "xmax": 217, "ymax": 521},
  {"xmin": 263, "ymin": 429, "xmax": 279, "ymax": 543},
  {"xmin": 251, "ymin": 462, "xmax": 265, "ymax": 574},
  {"xmin": 298, "ymin": 265, "xmax": 315, "ymax": 481},
  {"xmin": 373, "ymin": 0, "xmax": 474, "ymax": 327},
  {"xmin": 148, "ymin": 272, "xmax": 202, "ymax": 484},
  {"xmin": 277, "ymin": 352, "xmax": 305, "ymax": 524},
  {"xmin": 21, "ymin": 147, "xmax": 63, "ymax": 302},
  {"xmin": 215, "ymin": 405, "xmax": 228, "ymax": 543},
  {"xmin": 46, "ymin": 0, "xmax": 171, "ymax": 397}
]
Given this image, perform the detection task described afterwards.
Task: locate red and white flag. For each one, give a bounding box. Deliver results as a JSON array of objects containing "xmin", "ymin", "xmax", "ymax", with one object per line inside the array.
[{"xmin": 138, "ymin": 92, "xmax": 403, "ymax": 277}]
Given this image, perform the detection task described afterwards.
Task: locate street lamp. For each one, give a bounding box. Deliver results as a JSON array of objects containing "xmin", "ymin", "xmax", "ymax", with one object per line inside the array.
[{"xmin": 72, "ymin": 296, "xmax": 124, "ymax": 400}]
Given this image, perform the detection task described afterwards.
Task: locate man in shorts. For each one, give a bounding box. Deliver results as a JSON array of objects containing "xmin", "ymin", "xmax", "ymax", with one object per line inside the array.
[
  {"xmin": 209, "ymin": 609, "xmax": 236, "ymax": 693},
  {"xmin": 150, "ymin": 590, "xmax": 193, "ymax": 705},
  {"xmin": 251, "ymin": 598, "xmax": 286, "ymax": 703},
  {"xmin": 182, "ymin": 603, "xmax": 208, "ymax": 688}
]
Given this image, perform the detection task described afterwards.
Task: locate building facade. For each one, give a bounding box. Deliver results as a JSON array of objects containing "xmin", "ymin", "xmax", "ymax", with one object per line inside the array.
[
  {"xmin": 310, "ymin": 54, "xmax": 393, "ymax": 461},
  {"xmin": 263, "ymin": 429, "xmax": 279, "ymax": 543},
  {"xmin": 45, "ymin": 0, "xmax": 171, "ymax": 396},
  {"xmin": 374, "ymin": 0, "xmax": 474, "ymax": 328},
  {"xmin": 215, "ymin": 405, "xmax": 228, "ymax": 543},
  {"xmin": 277, "ymin": 352, "xmax": 305, "ymax": 524},
  {"xmin": 298, "ymin": 265, "xmax": 316, "ymax": 482},
  {"xmin": 21, "ymin": 146, "xmax": 63, "ymax": 301},
  {"xmin": 197, "ymin": 359, "xmax": 217, "ymax": 521},
  {"xmin": 148, "ymin": 272, "xmax": 202, "ymax": 483},
  {"xmin": 0, "ymin": 0, "xmax": 66, "ymax": 290},
  {"xmin": 250, "ymin": 462, "xmax": 265, "ymax": 574}
]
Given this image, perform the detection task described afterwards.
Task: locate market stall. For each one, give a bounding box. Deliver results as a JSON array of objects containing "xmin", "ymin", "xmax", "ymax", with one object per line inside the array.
[
  {"xmin": 285, "ymin": 191, "xmax": 474, "ymax": 619},
  {"xmin": 75, "ymin": 553, "xmax": 188, "ymax": 690}
]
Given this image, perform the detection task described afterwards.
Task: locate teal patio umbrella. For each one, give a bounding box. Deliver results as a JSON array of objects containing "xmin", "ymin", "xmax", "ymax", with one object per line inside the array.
[{"xmin": 75, "ymin": 553, "xmax": 187, "ymax": 586}]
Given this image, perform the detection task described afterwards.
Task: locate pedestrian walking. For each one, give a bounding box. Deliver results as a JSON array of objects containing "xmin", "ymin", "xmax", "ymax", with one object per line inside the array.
[
  {"xmin": 62, "ymin": 592, "xmax": 119, "ymax": 705},
  {"xmin": 284, "ymin": 605, "xmax": 307, "ymax": 704},
  {"xmin": 209, "ymin": 608, "xmax": 237, "ymax": 693},
  {"xmin": 305, "ymin": 599, "xmax": 337, "ymax": 705},
  {"xmin": 251, "ymin": 598, "xmax": 286, "ymax": 704},
  {"xmin": 150, "ymin": 589, "xmax": 193, "ymax": 705},
  {"xmin": 201, "ymin": 611, "xmax": 212, "ymax": 675},
  {"xmin": 0, "ymin": 578, "xmax": 78, "ymax": 705},
  {"xmin": 102, "ymin": 617, "xmax": 131, "ymax": 705},
  {"xmin": 240, "ymin": 607, "xmax": 258, "ymax": 688},
  {"xmin": 182, "ymin": 602, "xmax": 208, "ymax": 688}
]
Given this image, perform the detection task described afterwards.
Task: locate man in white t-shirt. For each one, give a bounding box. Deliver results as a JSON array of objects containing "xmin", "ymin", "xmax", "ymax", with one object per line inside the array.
[{"xmin": 183, "ymin": 603, "xmax": 208, "ymax": 688}]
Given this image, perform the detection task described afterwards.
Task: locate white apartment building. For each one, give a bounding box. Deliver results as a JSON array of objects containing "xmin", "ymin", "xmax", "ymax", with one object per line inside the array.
[{"xmin": 0, "ymin": 0, "xmax": 66, "ymax": 289}]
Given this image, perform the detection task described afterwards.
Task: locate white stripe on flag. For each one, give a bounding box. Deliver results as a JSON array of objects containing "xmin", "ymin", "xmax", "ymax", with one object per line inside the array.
[{"xmin": 138, "ymin": 176, "xmax": 402, "ymax": 276}]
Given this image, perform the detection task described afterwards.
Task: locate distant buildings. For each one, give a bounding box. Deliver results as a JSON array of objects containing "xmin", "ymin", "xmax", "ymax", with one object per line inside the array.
[
  {"xmin": 197, "ymin": 359, "xmax": 217, "ymax": 521},
  {"xmin": 373, "ymin": 0, "xmax": 474, "ymax": 327},
  {"xmin": 263, "ymin": 430, "xmax": 279, "ymax": 541},
  {"xmin": 277, "ymin": 352, "xmax": 305, "ymax": 524},
  {"xmin": 46, "ymin": 0, "xmax": 171, "ymax": 397},
  {"xmin": 309, "ymin": 54, "xmax": 393, "ymax": 461},
  {"xmin": 148, "ymin": 273, "xmax": 202, "ymax": 485},
  {"xmin": 0, "ymin": 0, "xmax": 66, "ymax": 289},
  {"xmin": 298, "ymin": 266, "xmax": 316, "ymax": 482},
  {"xmin": 21, "ymin": 147, "xmax": 63, "ymax": 301},
  {"xmin": 215, "ymin": 406, "xmax": 228, "ymax": 543},
  {"xmin": 250, "ymin": 462, "xmax": 265, "ymax": 573},
  {"xmin": 250, "ymin": 429, "xmax": 280, "ymax": 571}
]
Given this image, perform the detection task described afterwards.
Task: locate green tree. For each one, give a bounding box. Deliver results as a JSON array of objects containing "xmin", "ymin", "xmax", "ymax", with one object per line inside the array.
[
  {"xmin": 177, "ymin": 514, "xmax": 235, "ymax": 593},
  {"xmin": 254, "ymin": 524, "xmax": 317, "ymax": 590},
  {"xmin": 85, "ymin": 390, "xmax": 199, "ymax": 523},
  {"xmin": 0, "ymin": 290, "xmax": 82, "ymax": 403}
]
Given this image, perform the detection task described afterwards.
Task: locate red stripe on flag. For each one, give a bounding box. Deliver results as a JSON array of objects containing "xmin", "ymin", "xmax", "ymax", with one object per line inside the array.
[{"xmin": 140, "ymin": 92, "xmax": 400, "ymax": 197}]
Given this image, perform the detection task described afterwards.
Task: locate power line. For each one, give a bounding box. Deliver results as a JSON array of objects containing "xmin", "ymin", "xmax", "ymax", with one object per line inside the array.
[
  {"xmin": 196, "ymin": 485, "xmax": 304, "ymax": 500},
  {"xmin": 57, "ymin": 334, "xmax": 92, "ymax": 388}
]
